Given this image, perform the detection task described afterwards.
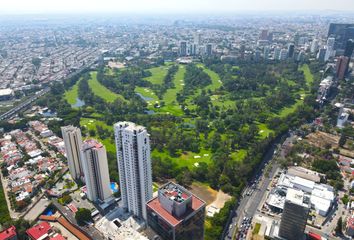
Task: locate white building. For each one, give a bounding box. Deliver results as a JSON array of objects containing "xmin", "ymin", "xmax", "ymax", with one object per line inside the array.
[
  {"xmin": 327, "ymin": 37, "xmax": 336, "ymax": 49},
  {"xmin": 61, "ymin": 126, "xmax": 84, "ymax": 180},
  {"xmin": 279, "ymin": 49, "xmax": 288, "ymax": 60},
  {"xmin": 337, "ymin": 108, "xmax": 350, "ymax": 128},
  {"xmin": 273, "ymin": 47, "xmax": 281, "ymax": 60},
  {"xmin": 310, "ymin": 39, "xmax": 319, "ymax": 53},
  {"xmin": 276, "ymin": 173, "xmax": 335, "ymax": 216},
  {"xmin": 81, "ymin": 139, "xmax": 111, "ymax": 202},
  {"xmin": 114, "ymin": 122, "xmax": 153, "ymax": 220}
]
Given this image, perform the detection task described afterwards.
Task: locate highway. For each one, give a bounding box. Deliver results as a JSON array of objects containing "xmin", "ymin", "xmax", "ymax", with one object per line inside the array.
[
  {"xmin": 224, "ymin": 133, "xmax": 291, "ymax": 240},
  {"xmin": 0, "ymin": 60, "xmax": 97, "ymax": 122},
  {"xmin": 0, "ymin": 88, "xmax": 50, "ymax": 121}
]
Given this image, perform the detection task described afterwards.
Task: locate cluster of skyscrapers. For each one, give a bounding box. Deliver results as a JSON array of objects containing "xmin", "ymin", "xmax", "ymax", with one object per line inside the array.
[
  {"xmin": 62, "ymin": 122, "xmax": 205, "ymax": 239},
  {"xmin": 179, "ymin": 32, "xmax": 213, "ymax": 57}
]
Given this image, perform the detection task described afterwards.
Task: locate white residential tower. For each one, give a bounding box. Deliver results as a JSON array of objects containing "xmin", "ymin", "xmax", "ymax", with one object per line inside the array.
[
  {"xmin": 61, "ymin": 126, "xmax": 83, "ymax": 181},
  {"xmin": 81, "ymin": 139, "xmax": 111, "ymax": 202},
  {"xmin": 114, "ymin": 121, "xmax": 153, "ymax": 220}
]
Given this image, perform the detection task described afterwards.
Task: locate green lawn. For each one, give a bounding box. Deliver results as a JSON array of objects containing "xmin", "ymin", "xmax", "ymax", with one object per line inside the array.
[
  {"xmin": 64, "ymin": 80, "xmax": 80, "ymax": 105},
  {"xmin": 153, "ymin": 182, "xmax": 159, "ymax": 192},
  {"xmin": 276, "ymin": 64, "xmax": 313, "ymax": 118},
  {"xmin": 144, "ymin": 65, "xmax": 172, "ymax": 85},
  {"xmin": 300, "ymin": 64, "xmax": 314, "ymax": 85},
  {"xmin": 88, "ymin": 72, "xmax": 126, "ymax": 103},
  {"xmin": 80, "ymin": 117, "xmax": 116, "ymax": 153},
  {"xmin": 257, "ymin": 123, "xmax": 274, "ymax": 139},
  {"xmin": 163, "ymin": 65, "xmax": 186, "ymax": 105},
  {"xmin": 136, "ymin": 64, "xmax": 226, "ymax": 115},
  {"xmin": 197, "ymin": 64, "xmax": 222, "ymax": 91},
  {"xmin": 152, "ymin": 148, "xmax": 212, "ymax": 168},
  {"xmin": 158, "ymin": 65, "xmax": 186, "ymax": 116},
  {"xmin": 253, "ymin": 223, "xmax": 261, "ymax": 235},
  {"xmin": 230, "ymin": 149, "xmax": 248, "ymax": 161},
  {"xmin": 277, "ymin": 99, "xmax": 304, "ymax": 118}
]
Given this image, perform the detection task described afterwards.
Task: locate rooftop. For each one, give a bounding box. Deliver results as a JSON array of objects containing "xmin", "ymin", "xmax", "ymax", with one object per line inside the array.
[
  {"xmin": 147, "ymin": 182, "xmax": 205, "ymax": 227},
  {"xmin": 114, "ymin": 121, "xmax": 147, "ymax": 134},
  {"xmin": 83, "ymin": 139, "xmax": 103, "ymax": 150},
  {"xmin": 160, "ymin": 182, "xmax": 191, "ymax": 204},
  {"xmin": 26, "ymin": 222, "xmax": 51, "ymax": 240},
  {"xmin": 0, "ymin": 226, "xmax": 17, "ymax": 240},
  {"xmin": 0, "ymin": 88, "xmax": 13, "ymax": 96},
  {"xmin": 286, "ymin": 188, "xmax": 309, "ymax": 208},
  {"xmin": 347, "ymin": 215, "xmax": 354, "ymax": 228}
]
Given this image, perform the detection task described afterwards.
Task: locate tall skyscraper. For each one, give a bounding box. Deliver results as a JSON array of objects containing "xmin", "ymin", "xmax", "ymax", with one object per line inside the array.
[
  {"xmin": 324, "ymin": 46, "xmax": 333, "ymax": 62},
  {"xmin": 310, "ymin": 39, "xmax": 319, "ymax": 53},
  {"xmin": 81, "ymin": 139, "xmax": 111, "ymax": 202},
  {"xmin": 279, "ymin": 189, "xmax": 310, "ymax": 240},
  {"xmin": 336, "ymin": 56, "xmax": 350, "ymax": 80},
  {"xmin": 279, "ymin": 49, "xmax": 288, "ymax": 60},
  {"xmin": 61, "ymin": 126, "xmax": 84, "ymax": 181},
  {"xmin": 317, "ymin": 48, "xmax": 327, "ymax": 62},
  {"xmin": 273, "ymin": 47, "xmax": 281, "ymax": 60},
  {"xmin": 114, "ymin": 121, "xmax": 153, "ymax": 220},
  {"xmin": 344, "ymin": 39, "xmax": 354, "ymax": 58},
  {"xmin": 263, "ymin": 46, "xmax": 270, "ymax": 61},
  {"xmin": 194, "ymin": 32, "xmax": 202, "ymax": 45},
  {"xmin": 288, "ymin": 43, "xmax": 295, "ymax": 58},
  {"xmin": 297, "ymin": 50, "xmax": 305, "ymax": 62},
  {"xmin": 240, "ymin": 44, "xmax": 245, "ymax": 59},
  {"xmin": 254, "ymin": 50, "xmax": 261, "ymax": 62},
  {"xmin": 327, "ymin": 37, "xmax": 336, "ymax": 49},
  {"xmin": 328, "ymin": 23, "xmax": 354, "ymax": 50},
  {"xmin": 259, "ymin": 29, "xmax": 268, "ymax": 40},
  {"xmin": 206, "ymin": 43, "xmax": 213, "ymax": 56},
  {"xmin": 147, "ymin": 182, "xmax": 206, "ymax": 240},
  {"xmin": 180, "ymin": 41, "xmax": 187, "ymax": 56}
]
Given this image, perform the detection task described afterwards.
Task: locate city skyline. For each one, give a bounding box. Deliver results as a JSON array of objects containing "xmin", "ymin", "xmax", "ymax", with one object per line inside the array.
[{"xmin": 1, "ymin": 0, "xmax": 354, "ymax": 14}]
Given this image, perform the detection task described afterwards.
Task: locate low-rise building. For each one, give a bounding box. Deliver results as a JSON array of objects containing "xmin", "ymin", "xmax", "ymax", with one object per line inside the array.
[
  {"xmin": 0, "ymin": 226, "xmax": 17, "ymax": 240},
  {"xmin": 346, "ymin": 215, "xmax": 354, "ymax": 237},
  {"xmin": 0, "ymin": 88, "xmax": 14, "ymax": 101},
  {"xmin": 26, "ymin": 222, "xmax": 52, "ymax": 240}
]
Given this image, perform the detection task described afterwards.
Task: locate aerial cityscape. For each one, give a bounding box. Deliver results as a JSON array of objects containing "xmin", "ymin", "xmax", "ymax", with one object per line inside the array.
[{"xmin": 0, "ymin": 1, "xmax": 354, "ymax": 240}]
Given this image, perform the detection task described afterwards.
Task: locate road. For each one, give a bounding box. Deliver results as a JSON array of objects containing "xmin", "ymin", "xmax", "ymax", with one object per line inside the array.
[
  {"xmin": 0, "ymin": 88, "xmax": 50, "ymax": 121},
  {"xmin": 0, "ymin": 60, "xmax": 97, "ymax": 121},
  {"xmin": 224, "ymin": 133, "xmax": 289, "ymax": 239}
]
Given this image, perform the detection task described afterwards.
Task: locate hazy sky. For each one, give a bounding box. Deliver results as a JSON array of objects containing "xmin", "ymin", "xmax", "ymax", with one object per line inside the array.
[{"xmin": 1, "ymin": 0, "xmax": 354, "ymax": 14}]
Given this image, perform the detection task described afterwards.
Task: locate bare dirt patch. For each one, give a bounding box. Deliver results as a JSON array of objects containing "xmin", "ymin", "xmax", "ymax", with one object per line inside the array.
[{"xmin": 189, "ymin": 182, "xmax": 217, "ymax": 205}]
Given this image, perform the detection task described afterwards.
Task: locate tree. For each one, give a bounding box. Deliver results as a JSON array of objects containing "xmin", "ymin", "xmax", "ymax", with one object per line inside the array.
[
  {"xmin": 75, "ymin": 208, "xmax": 92, "ymax": 226},
  {"xmin": 339, "ymin": 134, "xmax": 347, "ymax": 148},
  {"xmin": 32, "ymin": 57, "xmax": 41, "ymax": 69},
  {"xmin": 335, "ymin": 217, "xmax": 343, "ymax": 234}
]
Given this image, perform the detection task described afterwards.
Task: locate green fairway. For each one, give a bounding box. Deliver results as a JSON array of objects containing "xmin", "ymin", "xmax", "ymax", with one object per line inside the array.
[
  {"xmin": 163, "ymin": 65, "xmax": 186, "ymax": 105},
  {"xmin": 88, "ymin": 72, "xmax": 126, "ymax": 103},
  {"xmin": 144, "ymin": 65, "xmax": 170, "ymax": 85},
  {"xmin": 278, "ymin": 99, "xmax": 304, "ymax": 117},
  {"xmin": 276, "ymin": 64, "xmax": 314, "ymax": 118},
  {"xmin": 157, "ymin": 65, "xmax": 186, "ymax": 115},
  {"xmin": 136, "ymin": 64, "xmax": 225, "ymax": 115},
  {"xmin": 257, "ymin": 123, "xmax": 274, "ymax": 139},
  {"xmin": 152, "ymin": 148, "xmax": 212, "ymax": 168},
  {"xmin": 80, "ymin": 117, "xmax": 116, "ymax": 154},
  {"xmin": 210, "ymin": 94, "xmax": 235, "ymax": 108},
  {"xmin": 300, "ymin": 64, "xmax": 314, "ymax": 85},
  {"xmin": 197, "ymin": 64, "xmax": 222, "ymax": 91},
  {"xmin": 64, "ymin": 80, "xmax": 80, "ymax": 105},
  {"xmin": 230, "ymin": 149, "xmax": 247, "ymax": 161}
]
